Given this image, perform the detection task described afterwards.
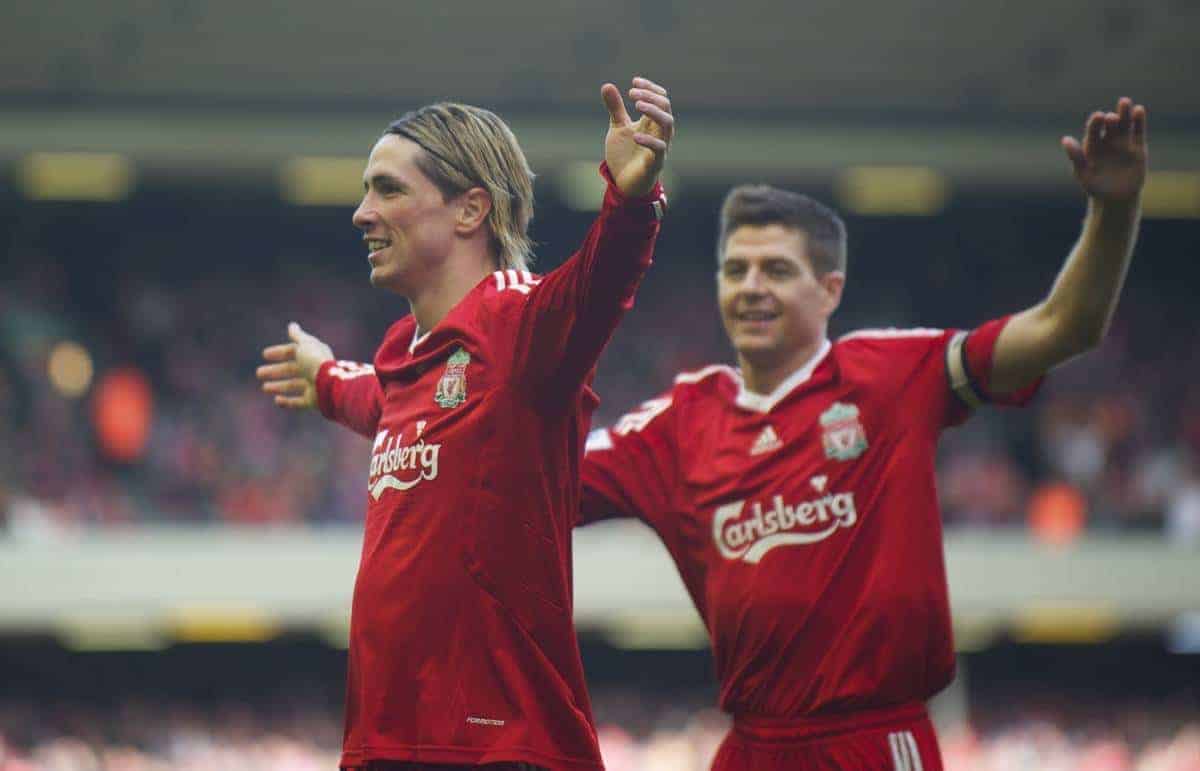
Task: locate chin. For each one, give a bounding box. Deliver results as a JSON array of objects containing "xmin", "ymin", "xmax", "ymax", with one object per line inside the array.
[
  {"xmin": 369, "ymin": 267, "xmax": 413, "ymax": 297},
  {"xmin": 733, "ymin": 335, "xmax": 783, "ymax": 360},
  {"xmin": 369, "ymin": 266, "xmax": 395, "ymax": 289}
]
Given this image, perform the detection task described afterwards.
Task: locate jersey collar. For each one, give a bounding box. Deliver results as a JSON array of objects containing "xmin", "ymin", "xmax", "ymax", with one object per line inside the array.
[
  {"xmin": 735, "ymin": 338, "xmax": 832, "ymax": 413},
  {"xmin": 406, "ymin": 273, "xmax": 496, "ymax": 355},
  {"xmin": 409, "ymin": 325, "xmax": 431, "ymax": 353}
]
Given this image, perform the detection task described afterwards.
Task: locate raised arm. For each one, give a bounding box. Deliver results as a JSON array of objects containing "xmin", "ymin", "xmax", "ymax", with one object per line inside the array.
[
  {"xmin": 508, "ymin": 77, "xmax": 674, "ymax": 395},
  {"xmin": 989, "ymin": 97, "xmax": 1147, "ymax": 394},
  {"xmin": 257, "ymin": 322, "xmax": 382, "ymax": 438}
]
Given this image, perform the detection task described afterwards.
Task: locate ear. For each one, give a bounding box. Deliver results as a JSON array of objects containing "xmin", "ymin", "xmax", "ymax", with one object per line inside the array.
[
  {"xmin": 819, "ymin": 271, "xmax": 846, "ymax": 316},
  {"xmin": 455, "ymin": 187, "xmax": 493, "ymax": 237}
]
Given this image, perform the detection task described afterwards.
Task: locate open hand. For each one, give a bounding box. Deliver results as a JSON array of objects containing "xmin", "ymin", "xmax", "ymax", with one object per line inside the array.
[
  {"xmin": 256, "ymin": 322, "xmax": 334, "ymax": 410},
  {"xmin": 1062, "ymin": 97, "xmax": 1147, "ymax": 203},
  {"xmin": 602, "ymin": 76, "xmax": 674, "ymax": 197}
]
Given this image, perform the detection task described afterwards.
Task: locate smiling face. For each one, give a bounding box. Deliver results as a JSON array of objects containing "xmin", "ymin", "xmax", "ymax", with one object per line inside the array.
[
  {"xmin": 351, "ymin": 135, "xmax": 464, "ymax": 294},
  {"xmin": 717, "ymin": 224, "xmax": 844, "ymax": 367}
]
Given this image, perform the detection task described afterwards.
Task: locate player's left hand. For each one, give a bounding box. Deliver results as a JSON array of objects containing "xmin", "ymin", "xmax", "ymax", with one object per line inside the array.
[
  {"xmin": 602, "ymin": 76, "xmax": 674, "ymax": 197},
  {"xmin": 1062, "ymin": 97, "xmax": 1148, "ymax": 204}
]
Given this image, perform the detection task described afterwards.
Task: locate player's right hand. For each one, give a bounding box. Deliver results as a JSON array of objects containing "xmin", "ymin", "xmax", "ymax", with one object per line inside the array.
[
  {"xmin": 256, "ymin": 322, "xmax": 334, "ymax": 410},
  {"xmin": 602, "ymin": 76, "xmax": 674, "ymax": 198}
]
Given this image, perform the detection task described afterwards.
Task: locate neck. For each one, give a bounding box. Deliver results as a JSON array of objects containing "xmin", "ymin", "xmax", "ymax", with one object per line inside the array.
[
  {"xmin": 406, "ymin": 247, "xmax": 493, "ymax": 335},
  {"xmin": 738, "ymin": 334, "xmax": 827, "ymax": 396}
]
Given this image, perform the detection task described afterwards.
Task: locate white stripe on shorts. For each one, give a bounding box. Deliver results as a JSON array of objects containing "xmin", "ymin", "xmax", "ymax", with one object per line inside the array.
[
  {"xmin": 889, "ymin": 732, "xmax": 908, "ymax": 771},
  {"xmin": 904, "ymin": 730, "xmax": 924, "ymax": 771},
  {"xmin": 888, "ymin": 730, "xmax": 924, "ymax": 771}
]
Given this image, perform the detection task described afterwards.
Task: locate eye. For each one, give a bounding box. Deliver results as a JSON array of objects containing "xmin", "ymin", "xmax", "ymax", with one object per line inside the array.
[
  {"xmin": 367, "ymin": 177, "xmax": 404, "ymax": 197},
  {"xmin": 764, "ymin": 261, "xmax": 797, "ymax": 279},
  {"xmin": 723, "ymin": 263, "xmax": 747, "ymax": 279}
]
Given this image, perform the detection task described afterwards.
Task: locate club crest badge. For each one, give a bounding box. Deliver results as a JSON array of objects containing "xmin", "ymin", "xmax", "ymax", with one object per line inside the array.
[
  {"xmin": 820, "ymin": 402, "xmax": 868, "ymax": 461},
  {"xmin": 434, "ymin": 347, "xmax": 470, "ymax": 409}
]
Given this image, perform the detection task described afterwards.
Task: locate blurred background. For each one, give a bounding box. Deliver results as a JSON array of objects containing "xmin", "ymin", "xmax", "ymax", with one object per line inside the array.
[{"xmin": 2, "ymin": 1, "xmax": 1199, "ymax": 768}]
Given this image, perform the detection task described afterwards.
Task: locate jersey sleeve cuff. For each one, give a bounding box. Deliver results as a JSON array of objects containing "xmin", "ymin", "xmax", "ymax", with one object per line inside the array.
[
  {"xmin": 314, "ymin": 359, "xmax": 339, "ymax": 421},
  {"xmin": 599, "ymin": 162, "xmax": 668, "ymax": 224}
]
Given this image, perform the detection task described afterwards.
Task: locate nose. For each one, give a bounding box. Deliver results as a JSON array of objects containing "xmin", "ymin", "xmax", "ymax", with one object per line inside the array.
[
  {"xmin": 352, "ymin": 198, "xmax": 375, "ymax": 231},
  {"xmin": 741, "ymin": 266, "xmax": 767, "ymax": 293}
]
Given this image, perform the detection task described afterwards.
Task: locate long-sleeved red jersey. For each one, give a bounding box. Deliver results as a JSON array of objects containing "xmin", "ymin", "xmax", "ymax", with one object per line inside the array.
[
  {"xmin": 580, "ymin": 319, "xmax": 1039, "ymax": 721},
  {"xmin": 316, "ymin": 165, "xmax": 665, "ymax": 770}
]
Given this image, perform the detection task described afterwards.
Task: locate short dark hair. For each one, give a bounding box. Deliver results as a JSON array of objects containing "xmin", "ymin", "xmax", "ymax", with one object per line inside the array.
[{"xmin": 718, "ymin": 185, "xmax": 847, "ymax": 276}]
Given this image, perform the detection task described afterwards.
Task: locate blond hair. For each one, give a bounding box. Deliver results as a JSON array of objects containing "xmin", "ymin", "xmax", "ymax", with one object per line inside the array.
[{"xmin": 387, "ymin": 103, "xmax": 535, "ymax": 271}]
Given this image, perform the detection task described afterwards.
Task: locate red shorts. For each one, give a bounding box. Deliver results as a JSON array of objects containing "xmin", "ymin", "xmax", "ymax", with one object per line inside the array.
[{"xmin": 712, "ymin": 702, "xmax": 942, "ymax": 771}]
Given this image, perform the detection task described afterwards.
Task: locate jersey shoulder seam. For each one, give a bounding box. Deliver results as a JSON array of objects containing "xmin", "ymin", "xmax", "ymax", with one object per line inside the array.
[
  {"xmin": 664, "ymin": 365, "xmax": 738, "ymax": 414},
  {"xmin": 838, "ymin": 327, "xmax": 945, "ymax": 342},
  {"xmin": 673, "ymin": 363, "xmax": 738, "ymax": 387}
]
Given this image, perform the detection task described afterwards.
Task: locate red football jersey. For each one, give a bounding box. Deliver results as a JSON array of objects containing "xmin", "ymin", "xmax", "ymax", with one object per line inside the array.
[
  {"xmin": 580, "ymin": 319, "xmax": 1039, "ymax": 719},
  {"xmin": 315, "ymin": 166, "xmax": 665, "ymax": 770}
]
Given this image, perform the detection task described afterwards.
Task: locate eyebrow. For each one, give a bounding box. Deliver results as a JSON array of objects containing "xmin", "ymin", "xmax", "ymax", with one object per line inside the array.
[
  {"xmin": 364, "ymin": 173, "xmax": 406, "ymax": 190},
  {"xmin": 723, "ymin": 255, "xmax": 800, "ymax": 266}
]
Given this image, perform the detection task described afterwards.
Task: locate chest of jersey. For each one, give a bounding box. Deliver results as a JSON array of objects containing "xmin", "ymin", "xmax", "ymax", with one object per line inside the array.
[
  {"xmin": 366, "ymin": 337, "xmax": 497, "ymax": 508},
  {"xmin": 680, "ymin": 385, "xmax": 902, "ymax": 569},
  {"xmin": 662, "ymin": 383, "xmax": 948, "ymax": 684}
]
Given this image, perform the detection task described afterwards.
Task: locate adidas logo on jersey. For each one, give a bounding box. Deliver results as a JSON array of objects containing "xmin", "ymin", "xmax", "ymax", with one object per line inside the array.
[
  {"xmin": 713, "ymin": 489, "xmax": 859, "ymax": 564},
  {"xmin": 750, "ymin": 425, "xmax": 782, "ymax": 456}
]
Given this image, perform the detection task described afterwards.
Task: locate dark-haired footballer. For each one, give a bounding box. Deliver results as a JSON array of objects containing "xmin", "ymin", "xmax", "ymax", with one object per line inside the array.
[{"xmin": 579, "ymin": 98, "xmax": 1148, "ymax": 771}]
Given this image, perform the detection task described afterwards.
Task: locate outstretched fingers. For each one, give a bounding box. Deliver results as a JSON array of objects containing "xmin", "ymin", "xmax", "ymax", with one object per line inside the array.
[
  {"xmin": 261, "ymin": 342, "xmax": 297, "ymax": 363},
  {"xmin": 1103, "ymin": 111, "xmax": 1121, "ymax": 138},
  {"xmin": 273, "ymin": 394, "xmax": 311, "ymax": 409},
  {"xmin": 1131, "ymin": 103, "xmax": 1147, "ymax": 146},
  {"xmin": 630, "ymin": 88, "xmax": 671, "ymax": 114},
  {"xmin": 1084, "ymin": 111, "xmax": 1105, "ymax": 150},
  {"xmin": 634, "ymin": 101, "xmax": 674, "ymax": 134},
  {"xmin": 262, "ymin": 377, "xmax": 309, "ymax": 396},
  {"xmin": 1061, "ymin": 136, "xmax": 1087, "ymax": 174},
  {"xmin": 1070, "ymin": 98, "xmax": 1148, "ymax": 163},
  {"xmin": 256, "ymin": 360, "xmax": 300, "ymax": 382},
  {"xmin": 631, "ymin": 76, "xmax": 667, "ymax": 96},
  {"xmin": 629, "ymin": 82, "xmax": 674, "ymax": 148},
  {"xmin": 633, "ymin": 132, "xmax": 669, "ymax": 153},
  {"xmin": 1115, "ymin": 97, "xmax": 1133, "ymax": 134},
  {"xmin": 287, "ymin": 321, "xmax": 311, "ymax": 344},
  {"xmin": 259, "ymin": 323, "xmax": 324, "ymax": 409},
  {"xmin": 601, "ymin": 83, "xmax": 632, "ymax": 127}
]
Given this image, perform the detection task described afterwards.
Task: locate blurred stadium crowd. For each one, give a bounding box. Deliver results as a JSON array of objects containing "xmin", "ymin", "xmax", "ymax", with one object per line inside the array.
[
  {"xmin": 2, "ymin": 231, "xmax": 1200, "ymax": 543},
  {"xmin": 2, "ymin": 696, "xmax": 1199, "ymax": 771}
]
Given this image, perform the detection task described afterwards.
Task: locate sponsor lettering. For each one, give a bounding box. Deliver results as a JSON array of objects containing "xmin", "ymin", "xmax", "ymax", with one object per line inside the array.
[
  {"xmin": 368, "ymin": 428, "xmax": 441, "ymax": 500},
  {"xmin": 713, "ymin": 487, "xmax": 858, "ymax": 563}
]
